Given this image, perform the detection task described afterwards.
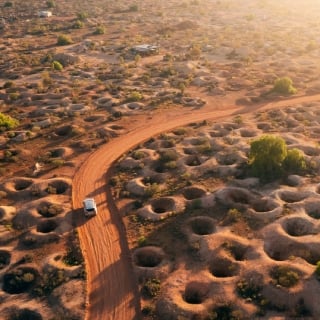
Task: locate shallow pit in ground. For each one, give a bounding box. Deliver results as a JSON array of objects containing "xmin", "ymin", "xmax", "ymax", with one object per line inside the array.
[
  {"xmin": 184, "ymin": 155, "xmax": 202, "ymax": 166},
  {"xmin": 0, "ymin": 249, "xmax": 11, "ymax": 269},
  {"xmin": 37, "ymin": 201, "xmax": 64, "ymax": 217},
  {"xmin": 14, "ymin": 178, "xmax": 33, "ymax": 191},
  {"xmin": 251, "ymin": 198, "xmax": 278, "ymax": 212},
  {"xmin": 304, "ymin": 201, "xmax": 320, "ymax": 219},
  {"xmin": 84, "ymin": 115, "xmax": 102, "ymax": 122},
  {"xmin": 189, "ymin": 216, "xmax": 216, "ymax": 235},
  {"xmin": 151, "ymin": 198, "xmax": 175, "ymax": 214},
  {"xmin": 223, "ymin": 241, "xmax": 248, "ymax": 261},
  {"xmin": 55, "ymin": 125, "xmax": 73, "ymax": 136},
  {"xmin": 282, "ymin": 217, "xmax": 315, "ymax": 237},
  {"xmin": 3, "ymin": 266, "xmax": 38, "ymax": 294},
  {"xmin": 46, "ymin": 179, "xmax": 69, "ymax": 194},
  {"xmin": 182, "ymin": 186, "xmax": 206, "ymax": 200},
  {"xmin": 133, "ymin": 246, "xmax": 165, "ymax": 268},
  {"xmin": 183, "ymin": 281, "xmax": 210, "ymax": 304},
  {"xmin": 36, "ymin": 219, "xmax": 58, "ymax": 233},
  {"xmin": 7, "ymin": 308, "xmax": 43, "ymax": 320},
  {"xmin": 209, "ymin": 256, "xmax": 239, "ymax": 277}
]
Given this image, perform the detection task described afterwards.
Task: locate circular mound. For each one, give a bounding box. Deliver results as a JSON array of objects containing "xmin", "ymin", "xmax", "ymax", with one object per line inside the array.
[
  {"xmin": 7, "ymin": 308, "xmax": 43, "ymax": 320},
  {"xmin": 282, "ymin": 217, "xmax": 315, "ymax": 237},
  {"xmin": 14, "ymin": 178, "xmax": 33, "ymax": 191},
  {"xmin": 209, "ymin": 256, "xmax": 239, "ymax": 277},
  {"xmin": 151, "ymin": 198, "xmax": 175, "ymax": 214},
  {"xmin": 3, "ymin": 267, "xmax": 38, "ymax": 294},
  {"xmin": 279, "ymin": 190, "xmax": 308, "ymax": 203},
  {"xmin": 36, "ymin": 219, "xmax": 58, "ymax": 233},
  {"xmin": 182, "ymin": 186, "xmax": 206, "ymax": 200},
  {"xmin": 183, "ymin": 281, "xmax": 209, "ymax": 304},
  {"xmin": 0, "ymin": 249, "xmax": 11, "ymax": 269},
  {"xmin": 37, "ymin": 201, "xmax": 64, "ymax": 217},
  {"xmin": 189, "ymin": 216, "xmax": 216, "ymax": 235},
  {"xmin": 46, "ymin": 179, "xmax": 69, "ymax": 194},
  {"xmin": 133, "ymin": 246, "xmax": 165, "ymax": 268}
]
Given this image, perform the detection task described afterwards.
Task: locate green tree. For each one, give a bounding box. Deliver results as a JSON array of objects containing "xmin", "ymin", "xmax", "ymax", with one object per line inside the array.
[
  {"xmin": 249, "ymin": 135, "xmax": 287, "ymax": 181},
  {"xmin": 273, "ymin": 77, "xmax": 297, "ymax": 94},
  {"xmin": 0, "ymin": 113, "xmax": 19, "ymax": 131}
]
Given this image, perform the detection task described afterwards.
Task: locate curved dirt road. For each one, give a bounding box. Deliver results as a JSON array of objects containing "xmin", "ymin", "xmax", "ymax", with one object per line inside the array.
[{"xmin": 72, "ymin": 94, "xmax": 320, "ymax": 320}]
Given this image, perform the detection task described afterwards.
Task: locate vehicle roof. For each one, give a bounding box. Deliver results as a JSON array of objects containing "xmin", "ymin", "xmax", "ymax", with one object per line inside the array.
[{"xmin": 83, "ymin": 198, "xmax": 95, "ymax": 206}]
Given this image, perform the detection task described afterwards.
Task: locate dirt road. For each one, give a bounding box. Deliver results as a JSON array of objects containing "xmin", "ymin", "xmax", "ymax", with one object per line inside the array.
[{"xmin": 72, "ymin": 93, "xmax": 320, "ymax": 320}]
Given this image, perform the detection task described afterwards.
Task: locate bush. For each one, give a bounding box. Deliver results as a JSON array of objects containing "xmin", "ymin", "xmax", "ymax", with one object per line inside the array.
[
  {"xmin": 272, "ymin": 77, "xmax": 297, "ymax": 95},
  {"xmin": 51, "ymin": 60, "xmax": 63, "ymax": 71},
  {"xmin": 57, "ymin": 34, "xmax": 73, "ymax": 46},
  {"xmin": 249, "ymin": 135, "xmax": 287, "ymax": 181},
  {"xmin": 93, "ymin": 26, "xmax": 105, "ymax": 35},
  {"xmin": 270, "ymin": 265, "xmax": 299, "ymax": 288},
  {"xmin": 283, "ymin": 148, "xmax": 306, "ymax": 173},
  {"xmin": 73, "ymin": 19, "xmax": 84, "ymax": 29},
  {"xmin": 77, "ymin": 11, "xmax": 88, "ymax": 21},
  {"xmin": 126, "ymin": 91, "xmax": 143, "ymax": 102},
  {"xmin": 158, "ymin": 149, "xmax": 178, "ymax": 163},
  {"xmin": 142, "ymin": 279, "xmax": 160, "ymax": 298},
  {"xmin": 46, "ymin": 0, "xmax": 55, "ymax": 8},
  {"xmin": 0, "ymin": 112, "xmax": 19, "ymax": 131}
]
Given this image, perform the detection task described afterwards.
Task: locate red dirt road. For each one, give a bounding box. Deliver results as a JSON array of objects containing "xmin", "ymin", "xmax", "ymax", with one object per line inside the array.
[{"xmin": 72, "ymin": 94, "xmax": 320, "ymax": 320}]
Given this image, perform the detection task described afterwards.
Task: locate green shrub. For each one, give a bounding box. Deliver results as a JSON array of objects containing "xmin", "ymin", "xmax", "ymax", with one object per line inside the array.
[
  {"xmin": 249, "ymin": 135, "xmax": 287, "ymax": 181},
  {"xmin": 46, "ymin": 0, "xmax": 55, "ymax": 7},
  {"xmin": 0, "ymin": 112, "xmax": 19, "ymax": 130},
  {"xmin": 77, "ymin": 11, "xmax": 88, "ymax": 21},
  {"xmin": 129, "ymin": 4, "xmax": 138, "ymax": 12},
  {"xmin": 272, "ymin": 77, "xmax": 297, "ymax": 95},
  {"xmin": 73, "ymin": 19, "xmax": 84, "ymax": 29},
  {"xmin": 142, "ymin": 279, "xmax": 160, "ymax": 298},
  {"xmin": 270, "ymin": 265, "xmax": 299, "ymax": 288},
  {"xmin": 283, "ymin": 148, "xmax": 306, "ymax": 173},
  {"xmin": 158, "ymin": 149, "xmax": 178, "ymax": 163},
  {"xmin": 93, "ymin": 25, "xmax": 105, "ymax": 35},
  {"xmin": 57, "ymin": 34, "xmax": 73, "ymax": 45},
  {"xmin": 51, "ymin": 60, "xmax": 63, "ymax": 71},
  {"xmin": 4, "ymin": 1, "xmax": 13, "ymax": 7},
  {"xmin": 126, "ymin": 90, "xmax": 143, "ymax": 102}
]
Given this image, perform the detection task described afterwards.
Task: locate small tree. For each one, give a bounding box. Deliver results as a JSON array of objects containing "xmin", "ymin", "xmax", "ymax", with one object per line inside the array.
[
  {"xmin": 0, "ymin": 113, "xmax": 19, "ymax": 131},
  {"xmin": 273, "ymin": 77, "xmax": 297, "ymax": 95},
  {"xmin": 249, "ymin": 135, "xmax": 287, "ymax": 181}
]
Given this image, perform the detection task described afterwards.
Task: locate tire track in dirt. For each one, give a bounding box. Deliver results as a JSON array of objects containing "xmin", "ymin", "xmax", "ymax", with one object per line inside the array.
[{"xmin": 72, "ymin": 94, "xmax": 320, "ymax": 320}]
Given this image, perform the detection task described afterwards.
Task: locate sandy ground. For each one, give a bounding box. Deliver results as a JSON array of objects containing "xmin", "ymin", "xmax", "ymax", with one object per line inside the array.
[{"xmin": 72, "ymin": 93, "xmax": 320, "ymax": 320}]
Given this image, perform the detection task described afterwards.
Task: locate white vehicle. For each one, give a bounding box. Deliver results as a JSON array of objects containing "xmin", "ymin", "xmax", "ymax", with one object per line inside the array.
[{"xmin": 83, "ymin": 198, "xmax": 97, "ymax": 217}]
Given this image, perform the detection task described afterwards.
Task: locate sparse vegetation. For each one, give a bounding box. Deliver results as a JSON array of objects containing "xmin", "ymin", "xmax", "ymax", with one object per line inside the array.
[
  {"xmin": 0, "ymin": 113, "xmax": 19, "ymax": 131},
  {"xmin": 57, "ymin": 34, "xmax": 73, "ymax": 45},
  {"xmin": 272, "ymin": 77, "xmax": 297, "ymax": 95}
]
